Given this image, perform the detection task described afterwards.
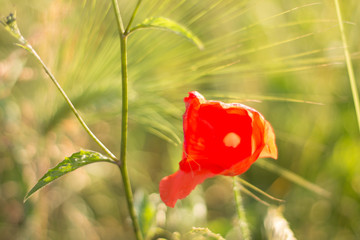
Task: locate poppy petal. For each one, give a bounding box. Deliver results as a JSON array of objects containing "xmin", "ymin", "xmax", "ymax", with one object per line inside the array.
[
  {"xmin": 222, "ymin": 108, "xmax": 277, "ymax": 176},
  {"xmin": 159, "ymin": 91, "xmax": 278, "ymax": 207},
  {"xmin": 259, "ymin": 119, "xmax": 278, "ymax": 159},
  {"xmin": 159, "ymin": 169, "xmax": 215, "ymax": 208},
  {"xmin": 180, "ymin": 93, "xmax": 255, "ymax": 174},
  {"xmin": 220, "ymin": 155, "xmax": 255, "ymax": 176}
]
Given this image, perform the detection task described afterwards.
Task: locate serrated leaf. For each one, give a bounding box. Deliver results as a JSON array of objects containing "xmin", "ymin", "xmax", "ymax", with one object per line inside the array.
[
  {"xmin": 130, "ymin": 17, "xmax": 204, "ymax": 50},
  {"xmin": 24, "ymin": 150, "xmax": 115, "ymax": 201}
]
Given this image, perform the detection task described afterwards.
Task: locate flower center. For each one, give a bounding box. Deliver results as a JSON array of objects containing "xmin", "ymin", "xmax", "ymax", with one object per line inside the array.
[{"xmin": 223, "ymin": 132, "xmax": 241, "ymax": 148}]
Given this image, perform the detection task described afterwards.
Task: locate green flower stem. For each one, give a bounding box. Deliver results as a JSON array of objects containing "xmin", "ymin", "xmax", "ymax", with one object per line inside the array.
[
  {"xmin": 118, "ymin": 35, "xmax": 143, "ymax": 240},
  {"xmin": 111, "ymin": 0, "xmax": 143, "ymax": 239},
  {"xmin": 334, "ymin": 0, "xmax": 360, "ymax": 132},
  {"xmin": 233, "ymin": 177, "xmax": 251, "ymax": 240}
]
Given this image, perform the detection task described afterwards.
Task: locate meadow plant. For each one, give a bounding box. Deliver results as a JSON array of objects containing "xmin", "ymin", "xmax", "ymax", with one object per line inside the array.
[{"xmin": 1, "ymin": 0, "xmax": 358, "ymax": 239}]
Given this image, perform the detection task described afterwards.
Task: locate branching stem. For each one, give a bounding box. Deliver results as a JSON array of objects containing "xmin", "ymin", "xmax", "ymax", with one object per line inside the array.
[
  {"xmin": 125, "ymin": 0, "xmax": 143, "ymax": 34},
  {"xmin": 111, "ymin": 0, "xmax": 143, "ymax": 239}
]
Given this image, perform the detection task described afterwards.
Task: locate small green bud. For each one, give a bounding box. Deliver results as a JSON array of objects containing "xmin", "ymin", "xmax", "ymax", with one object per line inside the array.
[
  {"xmin": 1, "ymin": 12, "xmax": 27, "ymax": 45},
  {"xmin": 5, "ymin": 13, "xmax": 16, "ymax": 25}
]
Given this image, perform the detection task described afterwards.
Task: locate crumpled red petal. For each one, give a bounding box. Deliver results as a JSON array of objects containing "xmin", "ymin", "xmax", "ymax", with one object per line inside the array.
[
  {"xmin": 221, "ymin": 106, "xmax": 277, "ymax": 176},
  {"xmin": 180, "ymin": 94, "xmax": 254, "ymax": 174},
  {"xmin": 258, "ymin": 119, "xmax": 278, "ymax": 159},
  {"xmin": 159, "ymin": 169, "xmax": 215, "ymax": 208},
  {"xmin": 159, "ymin": 91, "xmax": 278, "ymax": 207}
]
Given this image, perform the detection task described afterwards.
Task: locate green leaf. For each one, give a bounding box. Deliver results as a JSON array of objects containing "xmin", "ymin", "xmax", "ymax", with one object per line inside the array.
[
  {"xmin": 24, "ymin": 150, "xmax": 115, "ymax": 201},
  {"xmin": 130, "ymin": 17, "xmax": 204, "ymax": 50},
  {"xmin": 134, "ymin": 191, "xmax": 156, "ymax": 238}
]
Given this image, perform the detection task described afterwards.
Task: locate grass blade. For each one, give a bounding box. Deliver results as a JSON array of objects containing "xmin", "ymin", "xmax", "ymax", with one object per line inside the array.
[
  {"xmin": 255, "ymin": 159, "xmax": 331, "ymax": 198},
  {"xmin": 334, "ymin": 0, "xmax": 360, "ymax": 132},
  {"xmin": 130, "ymin": 17, "xmax": 204, "ymax": 49}
]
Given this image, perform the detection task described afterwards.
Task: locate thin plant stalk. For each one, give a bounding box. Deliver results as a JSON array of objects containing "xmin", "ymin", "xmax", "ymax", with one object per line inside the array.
[
  {"xmin": 233, "ymin": 177, "xmax": 251, "ymax": 240},
  {"xmin": 238, "ymin": 184, "xmax": 271, "ymax": 207},
  {"xmin": 111, "ymin": 0, "xmax": 143, "ymax": 239},
  {"xmin": 334, "ymin": 0, "xmax": 360, "ymax": 132},
  {"xmin": 237, "ymin": 177, "xmax": 284, "ymax": 203},
  {"xmin": 1, "ymin": 14, "xmax": 118, "ymax": 162},
  {"xmin": 125, "ymin": 0, "xmax": 143, "ymax": 34},
  {"xmin": 118, "ymin": 35, "xmax": 143, "ymax": 240},
  {"xmin": 27, "ymin": 44, "xmax": 118, "ymax": 161},
  {"xmin": 256, "ymin": 159, "xmax": 331, "ymax": 198}
]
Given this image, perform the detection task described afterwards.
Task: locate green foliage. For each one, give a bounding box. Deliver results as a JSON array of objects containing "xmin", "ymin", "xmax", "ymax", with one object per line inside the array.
[
  {"xmin": 134, "ymin": 191, "xmax": 156, "ymax": 238},
  {"xmin": 24, "ymin": 150, "xmax": 114, "ymax": 201},
  {"xmin": 130, "ymin": 17, "xmax": 204, "ymax": 50},
  {"xmin": 1, "ymin": 0, "xmax": 360, "ymax": 239}
]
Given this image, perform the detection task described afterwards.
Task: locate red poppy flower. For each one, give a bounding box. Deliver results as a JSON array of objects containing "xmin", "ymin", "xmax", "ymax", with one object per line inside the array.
[{"xmin": 159, "ymin": 91, "xmax": 278, "ymax": 208}]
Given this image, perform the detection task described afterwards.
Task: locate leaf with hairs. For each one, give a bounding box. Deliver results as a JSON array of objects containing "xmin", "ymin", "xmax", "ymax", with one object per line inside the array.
[{"xmin": 24, "ymin": 150, "xmax": 115, "ymax": 201}]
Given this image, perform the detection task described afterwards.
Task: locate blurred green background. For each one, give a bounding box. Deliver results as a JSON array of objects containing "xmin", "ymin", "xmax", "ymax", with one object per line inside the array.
[{"xmin": 1, "ymin": 0, "xmax": 360, "ymax": 239}]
